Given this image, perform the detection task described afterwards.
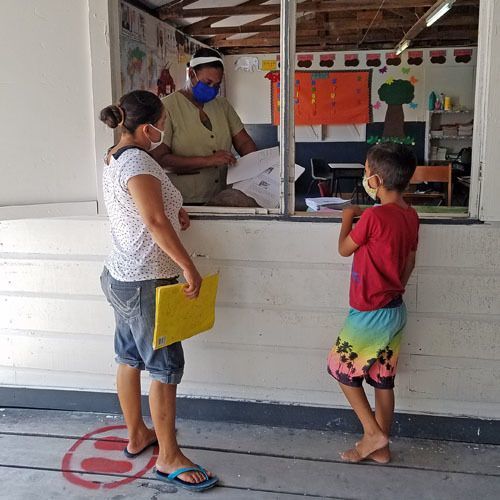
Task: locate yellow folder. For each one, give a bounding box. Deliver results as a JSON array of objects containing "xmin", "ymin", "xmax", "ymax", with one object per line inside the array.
[{"xmin": 152, "ymin": 273, "xmax": 219, "ymax": 350}]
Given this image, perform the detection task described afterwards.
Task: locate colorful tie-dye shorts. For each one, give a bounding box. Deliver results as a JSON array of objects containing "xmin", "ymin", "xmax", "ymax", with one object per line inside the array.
[{"xmin": 327, "ymin": 298, "xmax": 407, "ymax": 389}]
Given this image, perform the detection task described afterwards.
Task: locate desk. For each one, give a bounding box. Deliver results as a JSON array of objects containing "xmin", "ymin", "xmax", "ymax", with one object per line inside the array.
[{"xmin": 327, "ymin": 163, "xmax": 365, "ymax": 202}]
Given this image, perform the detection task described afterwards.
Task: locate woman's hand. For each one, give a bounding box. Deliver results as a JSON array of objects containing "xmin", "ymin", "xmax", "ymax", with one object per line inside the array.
[
  {"xmin": 183, "ymin": 265, "xmax": 202, "ymax": 299},
  {"xmin": 210, "ymin": 150, "xmax": 236, "ymax": 167},
  {"xmin": 178, "ymin": 207, "xmax": 190, "ymax": 231}
]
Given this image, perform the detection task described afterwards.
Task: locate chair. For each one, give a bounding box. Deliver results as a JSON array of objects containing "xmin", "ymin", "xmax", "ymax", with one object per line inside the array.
[
  {"xmin": 404, "ymin": 164, "xmax": 453, "ymax": 207},
  {"xmin": 331, "ymin": 167, "xmax": 366, "ymax": 204},
  {"xmin": 307, "ymin": 158, "xmax": 333, "ymax": 196}
]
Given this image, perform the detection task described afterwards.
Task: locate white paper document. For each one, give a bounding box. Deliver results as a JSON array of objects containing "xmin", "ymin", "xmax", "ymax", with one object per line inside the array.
[
  {"xmin": 233, "ymin": 163, "xmax": 305, "ymax": 209},
  {"xmin": 226, "ymin": 147, "xmax": 280, "ymax": 185}
]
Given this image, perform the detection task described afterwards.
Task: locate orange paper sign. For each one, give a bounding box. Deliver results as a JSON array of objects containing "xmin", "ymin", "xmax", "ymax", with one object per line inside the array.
[{"xmin": 271, "ymin": 71, "xmax": 371, "ymax": 126}]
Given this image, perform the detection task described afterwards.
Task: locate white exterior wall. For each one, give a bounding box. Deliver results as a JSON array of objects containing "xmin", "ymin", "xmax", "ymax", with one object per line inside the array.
[
  {"xmin": 1, "ymin": 1, "xmax": 499, "ymax": 421},
  {"xmin": 1, "ymin": 218, "xmax": 499, "ymax": 420}
]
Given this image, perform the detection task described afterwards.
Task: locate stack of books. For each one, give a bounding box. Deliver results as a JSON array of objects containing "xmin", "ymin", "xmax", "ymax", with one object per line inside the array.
[
  {"xmin": 458, "ymin": 122, "xmax": 473, "ymax": 136},
  {"xmin": 305, "ymin": 197, "xmax": 351, "ymax": 211}
]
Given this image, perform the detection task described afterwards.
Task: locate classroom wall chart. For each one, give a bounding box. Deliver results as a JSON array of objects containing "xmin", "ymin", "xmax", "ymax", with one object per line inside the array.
[{"xmin": 270, "ymin": 71, "xmax": 372, "ymax": 126}]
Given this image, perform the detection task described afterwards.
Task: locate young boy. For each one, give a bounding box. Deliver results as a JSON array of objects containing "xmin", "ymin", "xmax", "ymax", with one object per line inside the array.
[{"xmin": 327, "ymin": 143, "xmax": 419, "ymax": 464}]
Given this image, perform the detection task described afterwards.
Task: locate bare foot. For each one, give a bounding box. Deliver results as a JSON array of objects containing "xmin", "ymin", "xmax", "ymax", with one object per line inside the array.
[
  {"xmin": 367, "ymin": 446, "xmax": 391, "ymax": 464},
  {"xmin": 126, "ymin": 427, "xmax": 157, "ymax": 455},
  {"xmin": 356, "ymin": 441, "xmax": 391, "ymax": 464},
  {"xmin": 156, "ymin": 451, "xmax": 214, "ymax": 485},
  {"xmin": 356, "ymin": 432, "xmax": 388, "ymax": 460}
]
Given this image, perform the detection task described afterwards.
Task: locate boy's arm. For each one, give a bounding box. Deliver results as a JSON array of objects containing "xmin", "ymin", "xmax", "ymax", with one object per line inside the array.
[
  {"xmin": 401, "ymin": 251, "xmax": 416, "ymax": 287},
  {"xmin": 338, "ymin": 207, "xmax": 362, "ymax": 257}
]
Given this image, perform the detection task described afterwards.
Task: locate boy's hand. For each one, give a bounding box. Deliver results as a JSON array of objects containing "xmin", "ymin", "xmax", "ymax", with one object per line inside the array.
[{"xmin": 343, "ymin": 205, "xmax": 364, "ymax": 219}]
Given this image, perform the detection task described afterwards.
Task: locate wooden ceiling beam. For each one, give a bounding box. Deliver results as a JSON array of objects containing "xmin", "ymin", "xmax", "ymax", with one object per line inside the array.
[
  {"xmin": 160, "ymin": 1, "xmax": 449, "ymax": 20},
  {"xmin": 194, "ymin": 14, "xmax": 477, "ymax": 36},
  {"xmin": 158, "ymin": 0, "xmax": 478, "ymax": 21},
  {"xmin": 210, "ymin": 29, "xmax": 478, "ymax": 49},
  {"xmin": 178, "ymin": 0, "xmax": 269, "ymax": 35}
]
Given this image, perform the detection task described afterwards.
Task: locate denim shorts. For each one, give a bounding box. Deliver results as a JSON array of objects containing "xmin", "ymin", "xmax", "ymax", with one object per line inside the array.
[{"xmin": 100, "ymin": 267, "xmax": 184, "ymax": 384}]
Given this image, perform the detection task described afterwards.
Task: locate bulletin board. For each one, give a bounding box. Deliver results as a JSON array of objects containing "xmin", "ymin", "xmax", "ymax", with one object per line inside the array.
[{"xmin": 271, "ymin": 70, "xmax": 372, "ymax": 126}]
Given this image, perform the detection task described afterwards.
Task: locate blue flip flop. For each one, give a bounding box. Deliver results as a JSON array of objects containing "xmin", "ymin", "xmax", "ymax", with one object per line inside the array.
[
  {"xmin": 123, "ymin": 439, "xmax": 158, "ymax": 459},
  {"xmin": 154, "ymin": 464, "xmax": 219, "ymax": 492}
]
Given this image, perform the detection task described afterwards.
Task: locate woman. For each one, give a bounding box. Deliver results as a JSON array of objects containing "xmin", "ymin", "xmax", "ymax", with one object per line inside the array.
[
  {"xmin": 100, "ymin": 90, "xmax": 218, "ymax": 492},
  {"xmin": 151, "ymin": 47, "xmax": 257, "ymax": 205}
]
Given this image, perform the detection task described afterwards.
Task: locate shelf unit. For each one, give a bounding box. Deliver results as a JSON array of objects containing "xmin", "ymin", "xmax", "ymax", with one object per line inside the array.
[{"xmin": 424, "ymin": 110, "xmax": 474, "ymax": 163}]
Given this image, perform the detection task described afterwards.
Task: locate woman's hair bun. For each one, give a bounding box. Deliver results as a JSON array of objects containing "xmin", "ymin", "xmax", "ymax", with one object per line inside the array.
[{"xmin": 99, "ymin": 105, "xmax": 123, "ymax": 129}]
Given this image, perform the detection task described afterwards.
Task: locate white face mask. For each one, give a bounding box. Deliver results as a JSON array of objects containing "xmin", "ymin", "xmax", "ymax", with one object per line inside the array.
[
  {"xmin": 362, "ymin": 174, "xmax": 381, "ymax": 201},
  {"xmin": 145, "ymin": 124, "xmax": 164, "ymax": 152}
]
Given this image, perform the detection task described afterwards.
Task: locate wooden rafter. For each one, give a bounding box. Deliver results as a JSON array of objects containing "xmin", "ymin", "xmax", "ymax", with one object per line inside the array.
[
  {"xmin": 194, "ymin": 14, "xmax": 477, "ymax": 37},
  {"xmin": 148, "ymin": 0, "xmax": 478, "ymax": 54},
  {"xmin": 159, "ymin": 0, "xmax": 478, "ymax": 20}
]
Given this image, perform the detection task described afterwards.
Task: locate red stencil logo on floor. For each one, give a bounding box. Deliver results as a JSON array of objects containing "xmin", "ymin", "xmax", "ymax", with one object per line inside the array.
[{"xmin": 62, "ymin": 425, "xmax": 157, "ymax": 490}]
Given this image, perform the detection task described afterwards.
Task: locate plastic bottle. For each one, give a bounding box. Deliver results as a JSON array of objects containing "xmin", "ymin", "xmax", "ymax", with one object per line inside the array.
[{"xmin": 428, "ymin": 91, "xmax": 436, "ymax": 111}]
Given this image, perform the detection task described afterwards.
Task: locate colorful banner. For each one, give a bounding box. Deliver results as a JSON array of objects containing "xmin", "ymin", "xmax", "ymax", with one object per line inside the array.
[{"xmin": 271, "ymin": 70, "xmax": 371, "ymax": 126}]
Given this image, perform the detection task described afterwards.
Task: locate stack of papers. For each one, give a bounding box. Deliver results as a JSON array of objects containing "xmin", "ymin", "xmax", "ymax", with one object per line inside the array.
[
  {"xmin": 227, "ymin": 147, "xmax": 305, "ymax": 208},
  {"xmin": 305, "ymin": 197, "xmax": 351, "ymax": 211}
]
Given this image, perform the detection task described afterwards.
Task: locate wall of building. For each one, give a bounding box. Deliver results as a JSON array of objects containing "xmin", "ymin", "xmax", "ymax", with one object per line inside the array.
[{"xmin": 1, "ymin": 217, "xmax": 499, "ymax": 419}]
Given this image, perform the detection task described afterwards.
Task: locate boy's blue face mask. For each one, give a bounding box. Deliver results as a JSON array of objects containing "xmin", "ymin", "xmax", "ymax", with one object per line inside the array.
[{"xmin": 192, "ymin": 73, "xmax": 219, "ymax": 104}]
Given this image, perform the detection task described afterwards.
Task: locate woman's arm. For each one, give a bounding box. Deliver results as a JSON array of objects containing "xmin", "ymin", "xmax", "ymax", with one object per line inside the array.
[
  {"xmin": 232, "ymin": 129, "xmax": 257, "ymax": 157},
  {"xmin": 128, "ymin": 174, "xmax": 201, "ymax": 298},
  {"xmin": 150, "ymin": 143, "xmax": 235, "ymax": 173}
]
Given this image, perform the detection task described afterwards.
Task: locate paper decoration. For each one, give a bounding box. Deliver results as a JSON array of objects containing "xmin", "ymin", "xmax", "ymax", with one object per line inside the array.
[
  {"xmin": 367, "ymin": 53, "xmax": 381, "ymax": 67},
  {"xmin": 297, "ymin": 54, "xmax": 314, "ymax": 68},
  {"xmin": 261, "ymin": 59, "xmax": 278, "ymax": 71},
  {"xmin": 320, "ymin": 53, "xmax": 336, "ymax": 68},
  {"xmin": 401, "ymin": 67, "xmax": 410, "ymax": 74},
  {"xmin": 379, "ymin": 65, "xmax": 388, "ymax": 74},
  {"xmin": 157, "ymin": 64, "xmax": 175, "ymax": 97},
  {"xmin": 408, "ymin": 50, "xmax": 423, "ymax": 65},
  {"xmin": 264, "ymin": 71, "xmax": 280, "ymax": 83},
  {"xmin": 152, "ymin": 274, "xmax": 219, "ymax": 349},
  {"xmin": 409, "ymin": 76, "xmax": 418, "ymax": 85},
  {"xmin": 430, "ymin": 50, "xmax": 447, "ymax": 64},
  {"xmin": 386, "ymin": 52, "xmax": 401, "ymax": 66},
  {"xmin": 454, "ymin": 48, "xmax": 472, "ymax": 63},
  {"xmin": 271, "ymin": 70, "xmax": 371, "ymax": 126},
  {"xmin": 378, "ymin": 79, "xmax": 415, "ymax": 137},
  {"xmin": 409, "ymin": 102, "xmax": 418, "ymax": 109},
  {"xmin": 373, "ymin": 101, "xmax": 382, "ymax": 110},
  {"xmin": 345, "ymin": 53, "xmax": 360, "ymax": 67},
  {"xmin": 235, "ymin": 56, "xmax": 259, "ymax": 72}
]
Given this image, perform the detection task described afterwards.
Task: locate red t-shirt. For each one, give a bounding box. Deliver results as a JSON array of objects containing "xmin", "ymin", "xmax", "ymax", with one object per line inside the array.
[{"xmin": 349, "ymin": 203, "xmax": 419, "ymax": 311}]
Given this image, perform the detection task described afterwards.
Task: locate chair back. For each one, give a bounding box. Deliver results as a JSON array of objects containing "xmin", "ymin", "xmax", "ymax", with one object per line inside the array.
[
  {"xmin": 408, "ymin": 164, "xmax": 452, "ymax": 206},
  {"xmin": 310, "ymin": 158, "xmax": 331, "ymax": 180}
]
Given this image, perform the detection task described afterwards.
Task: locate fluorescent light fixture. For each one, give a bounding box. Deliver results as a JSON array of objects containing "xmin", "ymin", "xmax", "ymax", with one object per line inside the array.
[
  {"xmin": 426, "ymin": 0, "xmax": 455, "ymax": 27},
  {"xmin": 396, "ymin": 39, "xmax": 411, "ymax": 56}
]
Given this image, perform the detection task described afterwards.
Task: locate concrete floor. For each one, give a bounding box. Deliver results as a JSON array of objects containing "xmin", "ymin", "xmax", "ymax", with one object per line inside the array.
[{"xmin": 0, "ymin": 408, "xmax": 498, "ymax": 499}]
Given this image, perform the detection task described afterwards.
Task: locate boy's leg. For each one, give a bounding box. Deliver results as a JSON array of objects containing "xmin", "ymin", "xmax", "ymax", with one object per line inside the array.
[
  {"xmin": 117, "ymin": 364, "xmax": 156, "ymax": 453},
  {"xmin": 149, "ymin": 381, "xmax": 210, "ymax": 484},
  {"xmin": 370, "ymin": 388, "xmax": 394, "ymax": 463},
  {"xmin": 338, "ymin": 382, "xmax": 388, "ymax": 461}
]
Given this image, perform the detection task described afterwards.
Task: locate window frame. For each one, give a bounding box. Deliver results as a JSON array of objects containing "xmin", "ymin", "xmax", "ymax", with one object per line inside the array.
[{"xmin": 99, "ymin": 0, "xmax": 485, "ymax": 223}]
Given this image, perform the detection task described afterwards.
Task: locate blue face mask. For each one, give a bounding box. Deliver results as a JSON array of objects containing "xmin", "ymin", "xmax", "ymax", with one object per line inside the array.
[{"xmin": 192, "ymin": 73, "xmax": 219, "ymax": 104}]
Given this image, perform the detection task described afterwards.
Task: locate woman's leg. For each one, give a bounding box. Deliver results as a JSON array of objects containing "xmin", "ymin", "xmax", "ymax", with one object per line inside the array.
[
  {"xmin": 338, "ymin": 383, "xmax": 388, "ymax": 460},
  {"xmin": 117, "ymin": 364, "xmax": 156, "ymax": 453},
  {"xmin": 149, "ymin": 381, "xmax": 208, "ymax": 484}
]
